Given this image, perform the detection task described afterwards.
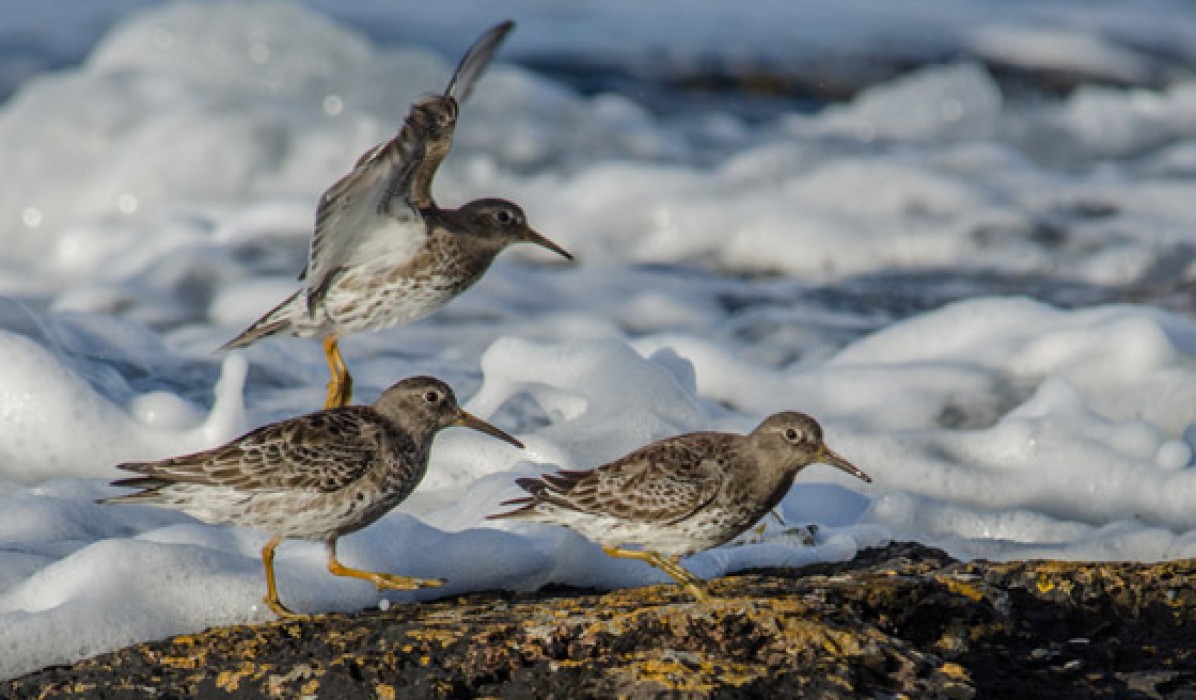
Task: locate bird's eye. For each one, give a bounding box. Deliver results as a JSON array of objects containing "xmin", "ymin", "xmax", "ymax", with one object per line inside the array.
[
  {"xmin": 424, "ymin": 391, "xmax": 441, "ymax": 404},
  {"xmin": 495, "ymin": 210, "xmax": 514, "ymax": 225},
  {"xmin": 784, "ymin": 428, "xmax": 801, "ymax": 442}
]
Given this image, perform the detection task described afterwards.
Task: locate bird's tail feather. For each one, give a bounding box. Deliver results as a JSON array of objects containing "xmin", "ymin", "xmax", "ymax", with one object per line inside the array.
[
  {"xmin": 216, "ymin": 291, "xmax": 299, "ymax": 352},
  {"xmin": 96, "ymin": 476, "xmax": 170, "ymax": 505},
  {"xmin": 487, "ymin": 477, "xmax": 547, "ymax": 519}
]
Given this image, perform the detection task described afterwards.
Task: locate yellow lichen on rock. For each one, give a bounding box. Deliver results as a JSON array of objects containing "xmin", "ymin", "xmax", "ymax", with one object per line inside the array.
[
  {"xmin": 937, "ymin": 575, "xmax": 986, "ymax": 603},
  {"xmin": 1036, "ymin": 573, "xmax": 1056, "ymax": 593},
  {"xmin": 627, "ymin": 654, "xmax": 717, "ymax": 693},
  {"xmin": 404, "ymin": 627, "xmax": 459, "ymax": 647},
  {"xmin": 10, "ymin": 543, "xmax": 1196, "ymax": 698}
]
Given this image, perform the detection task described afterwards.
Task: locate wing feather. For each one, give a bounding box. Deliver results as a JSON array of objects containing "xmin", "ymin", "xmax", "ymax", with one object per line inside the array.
[
  {"xmin": 538, "ymin": 438, "xmax": 728, "ymax": 524},
  {"xmin": 444, "ymin": 20, "xmax": 515, "ymax": 102},
  {"xmin": 115, "ymin": 409, "xmax": 389, "ymax": 494},
  {"xmin": 300, "ymin": 123, "xmax": 426, "ymax": 312},
  {"xmin": 300, "ymin": 21, "xmax": 515, "ymax": 313}
]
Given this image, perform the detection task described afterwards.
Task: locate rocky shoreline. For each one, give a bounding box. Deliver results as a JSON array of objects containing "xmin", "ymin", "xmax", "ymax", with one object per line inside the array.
[{"xmin": 8, "ymin": 542, "xmax": 1195, "ymax": 698}]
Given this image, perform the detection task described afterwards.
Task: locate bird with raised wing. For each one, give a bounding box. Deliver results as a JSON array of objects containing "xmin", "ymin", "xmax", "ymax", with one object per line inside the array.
[{"xmin": 221, "ymin": 21, "xmax": 572, "ymax": 408}]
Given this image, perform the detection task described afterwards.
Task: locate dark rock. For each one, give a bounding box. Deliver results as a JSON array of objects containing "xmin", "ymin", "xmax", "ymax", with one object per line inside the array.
[{"xmin": 8, "ymin": 542, "xmax": 1196, "ymax": 698}]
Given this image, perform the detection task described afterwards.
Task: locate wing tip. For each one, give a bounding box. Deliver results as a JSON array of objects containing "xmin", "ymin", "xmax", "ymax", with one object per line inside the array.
[
  {"xmin": 494, "ymin": 20, "xmax": 516, "ymax": 39},
  {"xmin": 445, "ymin": 21, "xmax": 517, "ymax": 102}
]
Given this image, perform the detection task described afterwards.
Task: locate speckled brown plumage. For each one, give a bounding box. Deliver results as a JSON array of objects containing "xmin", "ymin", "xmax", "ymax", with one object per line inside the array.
[
  {"xmin": 102, "ymin": 376, "xmax": 523, "ymax": 618},
  {"xmin": 489, "ymin": 412, "xmax": 870, "ymax": 600},
  {"xmin": 220, "ymin": 21, "xmax": 571, "ymax": 409}
]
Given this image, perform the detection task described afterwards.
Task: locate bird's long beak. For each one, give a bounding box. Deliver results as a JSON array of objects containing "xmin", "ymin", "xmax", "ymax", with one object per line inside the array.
[
  {"xmin": 525, "ymin": 228, "xmax": 573, "ymax": 261},
  {"xmin": 818, "ymin": 446, "xmax": 871, "ymax": 483},
  {"xmin": 454, "ymin": 410, "xmax": 524, "ymax": 449}
]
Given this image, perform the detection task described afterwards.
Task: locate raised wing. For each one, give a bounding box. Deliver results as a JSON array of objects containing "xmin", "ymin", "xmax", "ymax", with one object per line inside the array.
[
  {"xmin": 300, "ymin": 118, "xmax": 428, "ymax": 310},
  {"xmin": 301, "ymin": 21, "xmax": 515, "ymax": 312},
  {"xmin": 116, "ymin": 409, "xmax": 392, "ymax": 494},
  {"xmin": 540, "ymin": 437, "xmax": 728, "ymax": 525},
  {"xmin": 445, "ymin": 20, "xmax": 515, "ymax": 102}
]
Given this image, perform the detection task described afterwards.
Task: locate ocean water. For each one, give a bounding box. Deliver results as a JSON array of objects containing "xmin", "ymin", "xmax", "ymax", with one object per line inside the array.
[{"xmin": 2, "ymin": 0, "xmax": 1196, "ymax": 679}]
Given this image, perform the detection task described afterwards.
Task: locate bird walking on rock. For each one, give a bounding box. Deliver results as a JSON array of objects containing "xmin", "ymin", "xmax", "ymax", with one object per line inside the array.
[
  {"xmin": 101, "ymin": 376, "xmax": 523, "ymax": 618},
  {"xmin": 489, "ymin": 412, "xmax": 870, "ymax": 601},
  {"xmin": 221, "ymin": 21, "xmax": 572, "ymax": 408}
]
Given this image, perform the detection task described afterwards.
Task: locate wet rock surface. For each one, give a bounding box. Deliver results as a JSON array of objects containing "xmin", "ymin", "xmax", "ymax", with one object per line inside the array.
[{"xmin": 9, "ymin": 542, "xmax": 1196, "ymax": 699}]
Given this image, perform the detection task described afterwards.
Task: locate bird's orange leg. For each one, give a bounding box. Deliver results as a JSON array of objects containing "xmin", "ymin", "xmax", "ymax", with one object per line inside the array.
[
  {"xmin": 322, "ymin": 335, "xmax": 353, "ymax": 409},
  {"xmin": 325, "ymin": 540, "xmax": 445, "ymax": 591},
  {"xmin": 601, "ymin": 546, "xmax": 712, "ymax": 602},
  {"xmin": 261, "ymin": 534, "xmax": 305, "ymax": 619}
]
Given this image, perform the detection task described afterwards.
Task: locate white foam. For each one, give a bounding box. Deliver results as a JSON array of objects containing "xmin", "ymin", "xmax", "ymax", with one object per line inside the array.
[
  {"xmin": 966, "ymin": 25, "xmax": 1160, "ymax": 85},
  {"xmin": 0, "ymin": 329, "xmax": 247, "ymax": 484}
]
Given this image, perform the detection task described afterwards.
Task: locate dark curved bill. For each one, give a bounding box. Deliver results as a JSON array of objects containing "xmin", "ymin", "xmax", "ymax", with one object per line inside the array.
[
  {"xmin": 526, "ymin": 229, "xmax": 574, "ymax": 261},
  {"xmin": 819, "ymin": 446, "xmax": 871, "ymax": 483},
  {"xmin": 455, "ymin": 410, "xmax": 524, "ymax": 448}
]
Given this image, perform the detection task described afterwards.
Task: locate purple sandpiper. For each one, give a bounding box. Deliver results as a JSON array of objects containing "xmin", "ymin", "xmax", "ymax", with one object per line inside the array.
[
  {"xmin": 101, "ymin": 376, "xmax": 522, "ymax": 618},
  {"xmin": 489, "ymin": 412, "xmax": 870, "ymax": 601},
  {"xmin": 221, "ymin": 21, "xmax": 571, "ymax": 408}
]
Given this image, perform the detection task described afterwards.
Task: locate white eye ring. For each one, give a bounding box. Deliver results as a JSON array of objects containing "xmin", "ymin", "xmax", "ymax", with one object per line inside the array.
[
  {"xmin": 496, "ymin": 210, "xmax": 514, "ymax": 224},
  {"xmin": 424, "ymin": 391, "xmax": 441, "ymax": 403},
  {"xmin": 784, "ymin": 428, "xmax": 801, "ymax": 442}
]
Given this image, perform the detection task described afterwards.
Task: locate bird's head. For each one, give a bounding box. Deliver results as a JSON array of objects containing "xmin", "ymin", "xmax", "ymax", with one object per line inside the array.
[
  {"xmin": 374, "ymin": 376, "xmax": 523, "ymax": 448},
  {"xmin": 458, "ymin": 198, "xmax": 572, "ymax": 260},
  {"xmin": 749, "ymin": 412, "xmax": 870, "ymax": 483}
]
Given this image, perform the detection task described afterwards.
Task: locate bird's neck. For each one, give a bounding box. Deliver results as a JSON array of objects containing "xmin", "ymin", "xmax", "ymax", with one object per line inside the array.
[
  {"xmin": 374, "ymin": 406, "xmax": 442, "ymax": 454},
  {"xmin": 404, "ymin": 422, "xmax": 443, "ymax": 453},
  {"xmin": 735, "ymin": 441, "xmax": 802, "ymax": 515},
  {"xmin": 753, "ymin": 463, "xmax": 800, "ymax": 515},
  {"xmin": 429, "ymin": 209, "xmax": 506, "ymax": 254}
]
